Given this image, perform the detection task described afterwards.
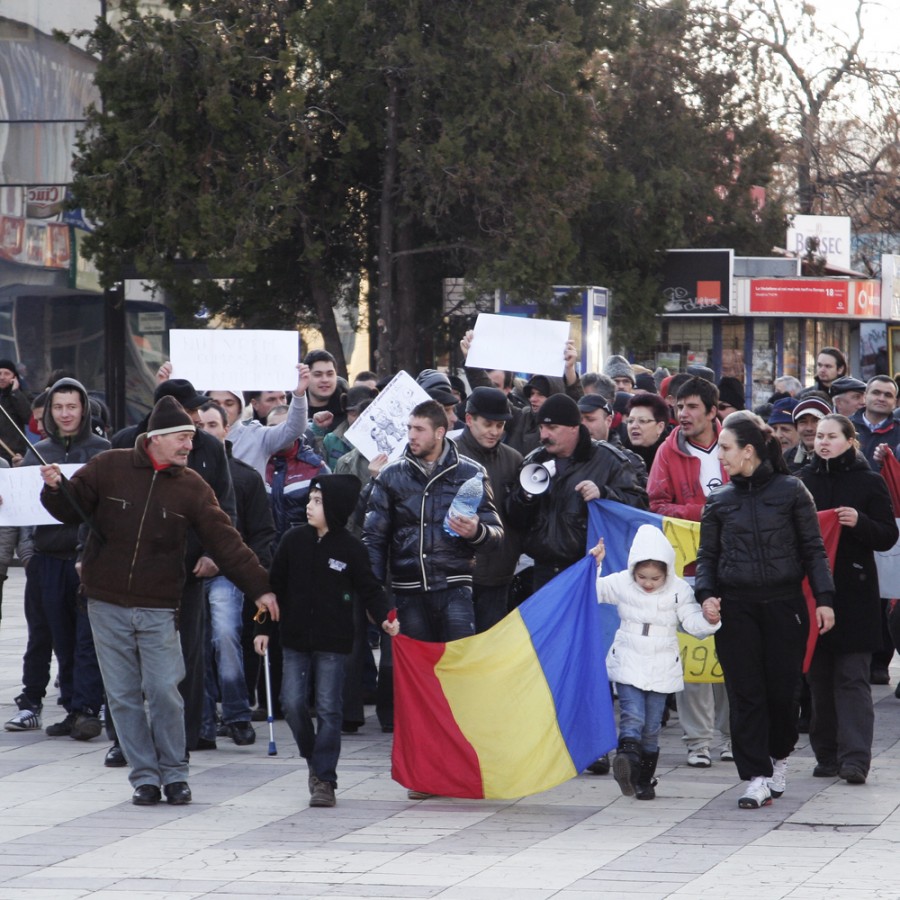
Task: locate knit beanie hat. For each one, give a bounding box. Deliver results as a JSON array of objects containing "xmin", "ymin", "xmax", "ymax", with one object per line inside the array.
[
  {"xmin": 536, "ymin": 393, "xmax": 581, "ymax": 427},
  {"xmin": 0, "ymin": 359, "xmax": 19, "ymax": 377},
  {"xmin": 717, "ymin": 377, "xmax": 746, "ymax": 410},
  {"xmin": 687, "ymin": 364, "xmax": 715, "ymax": 383},
  {"xmin": 635, "ymin": 373, "xmax": 656, "ymax": 393},
  {"xmin": 146, "ymin": 396, "xmax": 196, "ymax": 438},
  {"xmin": 603, "ymin": 355, "xmax": 635, "ymax": 385}
]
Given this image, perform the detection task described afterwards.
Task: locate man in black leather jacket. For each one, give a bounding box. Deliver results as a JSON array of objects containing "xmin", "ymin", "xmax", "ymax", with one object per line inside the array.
[
  {"xmin": 506, "ymin": 393, "xmax": 648, "ymax": 591},
  {"xmin": 362, "ymin": 400, "xmax": 503, "ymax": 643}
]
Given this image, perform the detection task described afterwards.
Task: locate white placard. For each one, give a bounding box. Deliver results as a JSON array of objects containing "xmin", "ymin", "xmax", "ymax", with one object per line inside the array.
[
  {"xmin": 0, "ymin": 464, "xmax": 83, "ymax": 526},
  {"xmin": 344, "ymin": 371, "xmax": 430, "ymax": 462},
  {"xmin": 466, "ymin": 314, "xmax": 569, "ymax": 377},
  {"xmin": 169, "ymin": 330, "xmax": 300, "ymax": 391}
]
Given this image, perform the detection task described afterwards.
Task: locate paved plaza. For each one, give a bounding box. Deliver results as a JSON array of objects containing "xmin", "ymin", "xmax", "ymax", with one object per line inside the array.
[{"xmin": 2, "ymin": 566, "xmax": 900, "ymax": 899}]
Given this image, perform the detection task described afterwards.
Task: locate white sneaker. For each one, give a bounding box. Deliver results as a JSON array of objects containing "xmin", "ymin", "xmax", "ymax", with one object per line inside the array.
[
  {"xmin": 5, "ymin": 708, "xmax": 42, "ymax": 731},
  {"xmin": 687, "ymin": 747, "xmax": 712, "ymax": 768},
  {"xmin": 738, "ymin": 776, "xmax": 772, "ymax": 809},
  {"xmin": 720, "ymin": 741, "xmax": 734, "ymax": 761},
  {"xmin": 768, "ymin": 758, "xmax": 788, "ymax": 798}
]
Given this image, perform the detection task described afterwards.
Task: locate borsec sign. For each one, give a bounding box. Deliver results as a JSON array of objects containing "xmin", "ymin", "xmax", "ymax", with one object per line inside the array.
[{"xmin": 785, "ymin": 215, "xmax": 851, "ymax": 270}]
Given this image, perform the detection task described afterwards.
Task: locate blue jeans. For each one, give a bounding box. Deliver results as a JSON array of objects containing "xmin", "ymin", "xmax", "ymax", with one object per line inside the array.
[
  {"xmin": 202, "ymin": 576, "xmax": 251, "ymax": 739},
  {"xmin": 281, "ymin": 648, "xmax": 347, "ymax": 786},
  {"xmin": 617, "ymin": 683, "xmax": 668, "ymax": 752},
  {"xmin": 33, "ymin": 554, "xmax": 103, "ymax": 715},
  {"xmin": 88, "ymin": 600, "xmax": 187, "ymax": 788},
  {"xmin": 396, "ymin": 586, "xmax": 475, "ymax": 642}
]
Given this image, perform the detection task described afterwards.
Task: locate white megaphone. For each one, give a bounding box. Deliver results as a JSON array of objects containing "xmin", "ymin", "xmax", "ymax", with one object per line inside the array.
[{"xmin": 518, "ymin": 459, "xmax": 556, "ymax": 496}]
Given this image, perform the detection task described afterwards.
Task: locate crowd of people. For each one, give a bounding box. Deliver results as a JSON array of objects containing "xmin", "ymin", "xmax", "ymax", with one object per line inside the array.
[{"xmin": 2, "ymin": 339, "xmax": 899, "ymax": 812}]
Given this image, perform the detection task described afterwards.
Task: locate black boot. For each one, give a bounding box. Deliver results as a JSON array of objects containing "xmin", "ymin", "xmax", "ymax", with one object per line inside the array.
[
  {"xmin": 586, "ymin": 754, "xmax": 610, "ymax": 775},
  {"xmin": 634, "ymin": 748, "xmax": 659, "ymax": 800},
  {"xmin": 613, "ymin": 739, "xmax": 641, "ymax": 797}
]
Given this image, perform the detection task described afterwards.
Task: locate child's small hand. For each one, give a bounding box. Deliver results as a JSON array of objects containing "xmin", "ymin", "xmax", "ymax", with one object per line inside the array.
[
  {"xmin": 589, "ymin": 537, "xmax": 606, "ymax": 566},
  {"xmin": 701, "ymin": 597, "xmax": 721, "ymax": 625},
  {"xmin": 253, "ymin": 634, "xmax": 269, "ymax": 656}
]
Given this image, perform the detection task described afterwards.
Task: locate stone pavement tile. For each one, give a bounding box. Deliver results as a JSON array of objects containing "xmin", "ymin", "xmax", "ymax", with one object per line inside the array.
[
  {"xmin": 448, "ymin": 849, "xmax": 611, "ymax": 891},
  {"xmin": 585, "ymin": 840, "xmax": 731, "ymax": 875},
  {"xmin": 433, "ymin": 888, "xmax": 558, "ymax": 900},
  {"xmin": 6, "ymin": 874, "xmax": 123, "ymax": 892},
  {"xmin": 0, "ymin": 891, "xmax": 94, "ymax": 900},
  {"xmin": 553, "ymin": 885, "xmax": 686, "ymax": 899}
]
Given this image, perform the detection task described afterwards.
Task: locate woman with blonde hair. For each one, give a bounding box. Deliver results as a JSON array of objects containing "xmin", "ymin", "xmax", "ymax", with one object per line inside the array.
[
  {"xmin": 695, "ymin": 410, "xmax": 835, "ymax": 809},
  {"xmin": 798, "ymin": 414, "xmax": 898, "ymax": 785}
]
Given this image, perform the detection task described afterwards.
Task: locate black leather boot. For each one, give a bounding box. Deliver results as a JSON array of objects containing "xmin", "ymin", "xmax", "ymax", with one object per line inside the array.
[
  {"xmin": 613, "ymin": 739, "xmax": 642, "ymax": 797},
  {"xmin": 634, "ymin": 748, "xmax": 659, "ymax": 800}
]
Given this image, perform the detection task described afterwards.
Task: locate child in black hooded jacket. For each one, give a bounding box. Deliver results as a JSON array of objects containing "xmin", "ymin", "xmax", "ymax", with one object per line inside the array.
[{"xmin": 255, "ymin": 474, "xmax": 398, "ymax": 808}]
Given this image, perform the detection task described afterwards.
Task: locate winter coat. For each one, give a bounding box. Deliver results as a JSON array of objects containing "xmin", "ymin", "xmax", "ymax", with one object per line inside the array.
[
  {"xmin": 261, "ymin": 474, "xmax": 389, "ymax": 654},
  {"xmin": 40, "ymin": 439, "xmax": 270, "ymax": 609},
  {"xmin": 648, "ymin": 422, "xmax": 728, "ymax": 521},
  {"xmin": 506, "ymin": 425, "xmax": 648, "ymax": 569},
  {"xmin": 111, "ymin": 416, "xmax": 236, "ymax": 576},
  {"xmin": 695, "ymin": 460, "xmax": 835, "ymax": 607},
  {"xmin": 227, "ymin": 444, "xmax": 276, "ymax": 569},
  {"xmin": 265, "ymin": 438, "xmax": 330, "ymax": 539},
  {"xmin": 22, "ymin": 378, "xmax": 110, "ymax": 558},
  {"xmin": 798, "ymin": 447, "xmax": 899, "ymax": 653},
  {"xmin": 454, "ymin": 426, "xmax": 523, "ymax": 586},
  {"xmin": 598, "ymin": 525, "xmax": 719, "ymax": 693},
  {"xmin": 362, "ymin": 438, "xmax": 503, "ymax": 593},
  {"xmin": 850, "ymin": 410, "xmax": 900, "ymax": 470},
  {"xmin": 0, "ymin": 381, "xmax": 32, "ymax": 462}
]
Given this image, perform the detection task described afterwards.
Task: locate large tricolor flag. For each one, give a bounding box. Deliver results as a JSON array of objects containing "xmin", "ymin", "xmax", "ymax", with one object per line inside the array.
[
  {"xmin": 391, "ymin": 557, "xmax": 619, "ymax": 799},
  {"xmin": 588, "ymin": 499, "xmax": 840, "ymax": 672}
]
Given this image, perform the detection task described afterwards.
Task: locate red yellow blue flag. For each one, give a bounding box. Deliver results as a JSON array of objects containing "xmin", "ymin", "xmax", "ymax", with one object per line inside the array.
[{"xmin": 391, "ymin": 557, "xmax": 618, "ymax": 799}]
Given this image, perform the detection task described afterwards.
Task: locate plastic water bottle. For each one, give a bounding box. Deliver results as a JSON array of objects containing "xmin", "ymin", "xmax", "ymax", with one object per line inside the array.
[{"xmin": 443, "ymin": 471, "xmax": 484, "ymax": 537}]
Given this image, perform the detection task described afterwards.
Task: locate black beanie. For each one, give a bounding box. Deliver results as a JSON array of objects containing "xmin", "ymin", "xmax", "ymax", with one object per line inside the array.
[
  {"xmin": 0, "ymin": 359, "xmax": 19, "ymax": 378},
  {"xmin": 536, "ymin": 393, "xmax": 581, "ymax": 427},
  {"xmin": 717, "ymin": 377, "xmax": 746, "ymax": 410},
  {"xmin": 310, "ymin": 474, "xmax": 362, "ymax": 531},
  {"xmin": 146, "ymin": 396, "xmax": 196, "ymax": 437}
]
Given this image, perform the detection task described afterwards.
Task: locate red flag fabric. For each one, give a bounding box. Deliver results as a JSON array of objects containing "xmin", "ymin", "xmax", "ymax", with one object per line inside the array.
[
  {"xmin": 880, "ymin": 451, "xmax": 900, "ymax": 514},
  {"xmin": 803, "ymin": 509, "xmax": 840, "ymax": 672}
]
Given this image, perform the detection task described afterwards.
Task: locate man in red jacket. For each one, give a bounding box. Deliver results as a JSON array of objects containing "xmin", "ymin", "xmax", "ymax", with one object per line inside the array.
[
  {"xmin": 41, "ymin": 397, "xmax": 278, "ymax": 807},
  {"xmin": 647, "ymin": 377, "xmax": 731, "ymax": 769}
]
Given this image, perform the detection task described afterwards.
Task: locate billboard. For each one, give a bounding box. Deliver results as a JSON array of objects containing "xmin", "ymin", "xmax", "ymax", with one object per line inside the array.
[
  {"xmin": 661, "ymin": 249, "xmax": 732, "ymax": 315},
  {"xmin": 785, "ymin": 215, "xmax": 851, "ymax": 270}
]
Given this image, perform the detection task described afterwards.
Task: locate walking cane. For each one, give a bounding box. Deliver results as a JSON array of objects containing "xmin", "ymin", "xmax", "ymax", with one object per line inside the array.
[{"xmin": 262, "ymin": 646, "xmax": 277, "ymax": 756}]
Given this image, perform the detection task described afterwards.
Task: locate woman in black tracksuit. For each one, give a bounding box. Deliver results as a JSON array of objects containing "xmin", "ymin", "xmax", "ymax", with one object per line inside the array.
[
  {"xmin": 798, "ymin": 414, "xmax": 898, "ymax": 785},
  {"xmin": 695, "ymin": 411, "xmax": 835, "ymax": 809}
]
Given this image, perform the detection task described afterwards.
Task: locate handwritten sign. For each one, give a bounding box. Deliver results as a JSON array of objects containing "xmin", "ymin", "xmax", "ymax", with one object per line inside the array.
[
  {"xmin": 466, "ymin": 314, "xmax": 569, "ymax": 377},
  {"xmin": 0, "ymin": 464, "xmax": 83, "ymax": 526},
  {"xmin": 169, "ymin": 330, "xmax": 300, "ymax": 391},
  {"xmin": 678, "ymin": 634, "xmax": 724, "ymax": 684},
  {"xmin": 344, "ymin": 371, "xmax": 430, "ymax": 462}
]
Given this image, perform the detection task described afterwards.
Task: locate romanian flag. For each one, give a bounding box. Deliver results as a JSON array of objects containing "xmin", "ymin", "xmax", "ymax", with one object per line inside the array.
[
  {"xmin": 588, "ymin": 499, "xmax": 840, "ymax": 672},
  {"xmin": 391, "ymin": 557, "xmax": 618, "ymax": 799}
]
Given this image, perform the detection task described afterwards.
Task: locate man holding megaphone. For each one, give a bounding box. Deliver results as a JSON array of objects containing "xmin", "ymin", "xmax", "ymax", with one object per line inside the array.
[{"xmin": 506, "ymin": 394, "xmax": 648, "ymax": 592}]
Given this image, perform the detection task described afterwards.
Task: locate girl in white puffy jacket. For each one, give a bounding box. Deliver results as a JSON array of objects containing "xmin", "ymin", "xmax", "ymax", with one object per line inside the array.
[{"xmin": 591, "ymin": 524, "xmax": 720, "ymax": 800}]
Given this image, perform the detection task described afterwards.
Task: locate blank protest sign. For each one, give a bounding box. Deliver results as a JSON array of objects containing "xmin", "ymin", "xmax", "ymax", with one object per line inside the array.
[
  {"xmin": 169, "ymin": 330, "xmax": 300, "ymax": 391},
  {"xmin": 466, "ymin": 314, "xmax": 569, "ymax": 377}
]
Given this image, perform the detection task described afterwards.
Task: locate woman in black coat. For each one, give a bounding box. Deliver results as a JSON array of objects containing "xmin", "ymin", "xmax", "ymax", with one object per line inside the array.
[
  {"xmin": 798, "ymin": 414, "xmax": 899, "ymax": 785},
  {"xmin": 696, "ymin": 411, "xmax": 835, "ymax": 810}
]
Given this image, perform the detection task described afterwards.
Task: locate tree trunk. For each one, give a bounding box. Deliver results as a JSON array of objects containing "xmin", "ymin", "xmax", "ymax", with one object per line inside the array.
[
  {"xmin": 376, "ymin": 72, "xmax": 400, "ymax": 377},
  {"xmin": 394, "ymin": 218, "xmax": 419, "ymax": 374}
]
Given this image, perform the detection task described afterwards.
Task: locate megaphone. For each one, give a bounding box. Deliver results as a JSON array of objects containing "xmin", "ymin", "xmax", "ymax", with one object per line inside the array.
[{"xmin": 519, "ymin": 459, "xmax": 556, "ymax": 496}]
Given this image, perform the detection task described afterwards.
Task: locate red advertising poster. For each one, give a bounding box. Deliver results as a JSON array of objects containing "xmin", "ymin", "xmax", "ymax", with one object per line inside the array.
[
  {"xmin": 46, "ymin": 223, "xmax": 71, "ymax": 269},
  {"xmin": 750, "ymin": 280, "xmax": 849, "ymax": 315},
  {"xmin": 0, "ymin": 216, "xmax": 24, "ymax": 260}
]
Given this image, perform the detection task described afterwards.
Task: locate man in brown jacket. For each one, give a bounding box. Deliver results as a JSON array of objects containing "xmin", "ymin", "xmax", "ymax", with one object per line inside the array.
[{"xmin": 40, "ymin": 397, "xmax": 278, "ymax": 807}]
